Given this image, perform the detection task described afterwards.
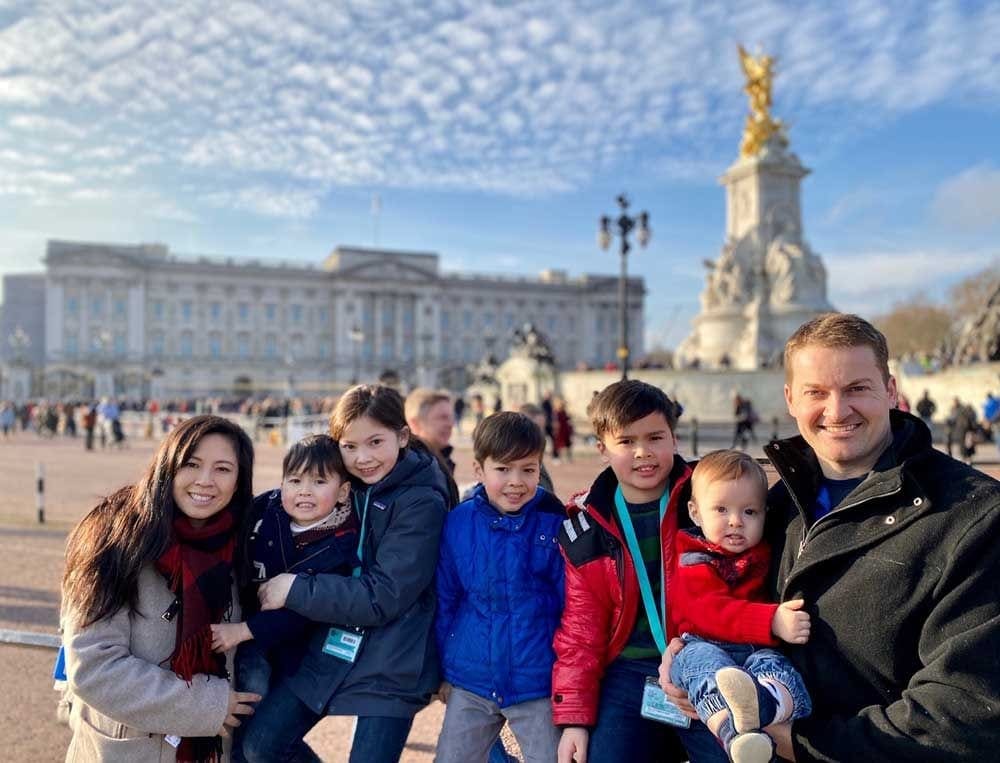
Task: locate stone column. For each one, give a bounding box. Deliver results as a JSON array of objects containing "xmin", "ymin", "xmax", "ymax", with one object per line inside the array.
[{"xmin": 45, "ymin": 280, "xmax": 64, "ymax": 357}]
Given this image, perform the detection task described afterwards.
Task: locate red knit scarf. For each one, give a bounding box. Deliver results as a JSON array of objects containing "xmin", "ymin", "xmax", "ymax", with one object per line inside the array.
[{"xmin": 155, "ymin": 509, "xmax": 236, "ymax": 763}]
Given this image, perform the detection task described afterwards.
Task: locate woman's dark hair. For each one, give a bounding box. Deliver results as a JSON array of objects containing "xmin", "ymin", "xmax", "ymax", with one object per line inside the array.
[
  {"xmin": 329, "ymin": 384, "xmax": 407, "ymax": 440},
  {"xmin": 283, "ymin": 433, "xmax": 349, "ymax": 481},
  {"xmin": 63, "ymin": 415, "xmax": 255, "ymax": 627}
]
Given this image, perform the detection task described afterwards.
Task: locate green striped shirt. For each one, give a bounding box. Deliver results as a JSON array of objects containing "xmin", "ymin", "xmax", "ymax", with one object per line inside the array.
[{"xmin": 619, "ymin": 497, "xmax": 664, "ymax": 662}]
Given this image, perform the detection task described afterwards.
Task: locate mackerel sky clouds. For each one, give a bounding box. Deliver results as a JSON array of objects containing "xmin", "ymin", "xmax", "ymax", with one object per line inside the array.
[{"xmin": 1, "ymin": 0, "xmax": 998, "ymax": 349}]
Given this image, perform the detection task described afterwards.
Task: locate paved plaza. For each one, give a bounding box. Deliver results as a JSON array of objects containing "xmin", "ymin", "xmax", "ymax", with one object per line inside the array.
[{"xmin": 1, "ymin": 428, "xmax": 997, "ymax": 761}]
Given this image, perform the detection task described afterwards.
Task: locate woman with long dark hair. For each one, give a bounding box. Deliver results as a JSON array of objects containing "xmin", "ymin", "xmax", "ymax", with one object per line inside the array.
[{"xmin": 62, "ymin": 415, "xmax": 260, "ymax": 762}]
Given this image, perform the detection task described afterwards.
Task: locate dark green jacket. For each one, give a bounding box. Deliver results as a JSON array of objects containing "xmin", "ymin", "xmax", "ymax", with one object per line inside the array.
[{"xmin": 765, "ymin": 410, "xmax": 1000, "ymax": 762}]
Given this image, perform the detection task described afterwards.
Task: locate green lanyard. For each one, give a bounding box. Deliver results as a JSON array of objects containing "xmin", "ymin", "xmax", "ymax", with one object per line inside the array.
[
  {"xmin": 352, "ymin": 488, "xmax": 371, "ymax": 579},
  {"xmin": 613, "ymin": 485, "xmax": 669, "ymax": 654}
]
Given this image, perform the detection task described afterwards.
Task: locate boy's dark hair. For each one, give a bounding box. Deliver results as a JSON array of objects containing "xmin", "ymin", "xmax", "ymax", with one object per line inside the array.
[
  {"xmin": 587, "ymin": 379, "xmax": 677, "ymax": 441},
  {"xmin": 473, "ymin": 411, "xmax": 545, "ymax": 464},
  {"xmin": 283, "ymin": 434, "xmax": 350, "ymax": 481}
]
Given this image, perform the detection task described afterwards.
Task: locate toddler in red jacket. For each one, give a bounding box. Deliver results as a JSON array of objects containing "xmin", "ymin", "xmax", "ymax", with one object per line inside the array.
[{"xmin": 667, "ymin": 449, "xmax": 812, "ymax": 763}]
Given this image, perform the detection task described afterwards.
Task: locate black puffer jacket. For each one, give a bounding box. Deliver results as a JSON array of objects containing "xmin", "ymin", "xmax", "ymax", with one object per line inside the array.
[{"xmin": 764, "ymin": 410, "xmax": 1000, "ymax": 762}]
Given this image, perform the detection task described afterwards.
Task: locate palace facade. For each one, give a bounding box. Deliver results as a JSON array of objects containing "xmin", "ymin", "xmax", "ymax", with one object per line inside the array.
[{"xmin": 5, "ymin": 240, "xmax": 644, "ymax": 399}]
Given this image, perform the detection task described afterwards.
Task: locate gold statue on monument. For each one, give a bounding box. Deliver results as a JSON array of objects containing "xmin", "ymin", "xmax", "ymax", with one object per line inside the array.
[{"xmin": 738, "ymin": 44, "xmax": 786, "ymax": 157}]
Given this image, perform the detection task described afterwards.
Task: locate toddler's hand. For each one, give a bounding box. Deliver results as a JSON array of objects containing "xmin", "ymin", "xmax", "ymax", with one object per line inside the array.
[
  {"xmin": 258, "ymin": 573, "xmax": 296, "ymax": 611},
  {"xmin": 210, "ymin": 622, "xmax": 252, "ymax": 653},
  {"xmin": 558, "ymin": 727, "xmax": 589, "ymax": 763},
  {"xmin": 772, "ymin": 599, "xmax": 811, "ymax": 644}
]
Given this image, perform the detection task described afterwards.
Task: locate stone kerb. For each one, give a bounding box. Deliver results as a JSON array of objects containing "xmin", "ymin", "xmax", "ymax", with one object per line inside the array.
[{"xmin": 559, "ymin": 368, "xmax": 789, "ymax": 425}]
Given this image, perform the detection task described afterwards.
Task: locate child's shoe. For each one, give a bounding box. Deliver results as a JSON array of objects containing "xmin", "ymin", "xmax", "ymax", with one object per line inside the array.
[
  {"xmin": 716, "ymin": 667, "xmax": 778, "ymax": 733},
  {"xmin": 728, "ymin": 731, "xmax": 775, "ymax": 763}
]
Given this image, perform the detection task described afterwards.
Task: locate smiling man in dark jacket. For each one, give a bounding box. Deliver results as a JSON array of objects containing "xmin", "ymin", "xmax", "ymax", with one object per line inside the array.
[{"xmin": 762, "ymin": 313, "xmax": 1000, "ymax": 761}]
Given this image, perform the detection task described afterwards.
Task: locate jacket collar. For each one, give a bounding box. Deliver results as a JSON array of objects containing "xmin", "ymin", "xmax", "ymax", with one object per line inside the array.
[
  {"xmin": 472, "ymin": 482, "xmax": 566, "ymax": 517},
  {"xmin": 765, "ymin": 409, "xmax": 933, "ymax": 519}
]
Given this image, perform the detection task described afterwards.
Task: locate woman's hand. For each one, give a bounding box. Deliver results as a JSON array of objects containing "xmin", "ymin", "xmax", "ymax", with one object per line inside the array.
[
  {"xmin": 210, "ymin": 622, "xmax": 252, "ymax": 653},
  {"xmin": 218, "ymin": 691, "xmax": 261, "ymax": 737},
  {"xmin": 658, "ymin": 637, "xmax": 698, "ymax": 720},
  {"xmin": 258, "ymin": 573, "xmax": 296, "ymax": 611}
]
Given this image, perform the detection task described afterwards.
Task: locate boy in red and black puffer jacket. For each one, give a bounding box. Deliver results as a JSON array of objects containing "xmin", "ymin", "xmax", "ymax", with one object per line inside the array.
[{"xmin": 552, "ymin": 380, "xmax": 726, "ymax": 763}]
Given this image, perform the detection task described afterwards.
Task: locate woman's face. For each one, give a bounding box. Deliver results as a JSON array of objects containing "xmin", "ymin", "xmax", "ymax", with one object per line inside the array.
[{"xmin": 172, "ymin": 433, "xmax": 239, "ymax": 526}]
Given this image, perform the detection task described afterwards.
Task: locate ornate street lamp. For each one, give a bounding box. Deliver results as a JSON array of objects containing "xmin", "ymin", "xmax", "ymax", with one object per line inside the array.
[
  {"xmin": 349, "ymin": 324, "xmax": 365, "ymax": 384},
  {"xmin": 598, "ymin": 194, "xmax": 651, "ymax": 380},
  {"xmin": 8, "ymin": 325, "xmax": 30, "ymax": 363}
]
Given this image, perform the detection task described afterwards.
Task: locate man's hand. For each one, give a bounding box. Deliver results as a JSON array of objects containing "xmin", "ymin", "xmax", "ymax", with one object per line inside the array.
[
  {"xmin": 217, "ymin": 691, "xmax": 261, "ymax": 737},
  {"xmin": 658, "ymin": 637, "xmax": 698, "ymax": 719},
  {"xmin": 557, "ymin": 726, "xmax": 589, "ymax": 763},
  {"xmin": 210, "ymin": 622, "xmax": 252, "ymax": 653},
  {"xmin": 437, "ymin": 681, "xmax": 452, "ymax": 704},
  {"xmin": 258, "ymin": 573, "xmax": 296, "ymax": 611},
  {"xmin": 772, "ymin": 599, "xmax": 811, "ymax": 644}
]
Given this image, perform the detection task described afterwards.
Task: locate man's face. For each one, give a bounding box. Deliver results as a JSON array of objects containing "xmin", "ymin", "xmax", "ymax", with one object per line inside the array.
[
  {"xmin": 597, "ymin": 412, "xmax": 677, "ymax": 504},
  {"xmin": 413, "ymin": 400, "xmax": 454, "ymax": 450},
  {"xmin": 784, "ymin": 343, "xmax": 896, "ymax": 479}
]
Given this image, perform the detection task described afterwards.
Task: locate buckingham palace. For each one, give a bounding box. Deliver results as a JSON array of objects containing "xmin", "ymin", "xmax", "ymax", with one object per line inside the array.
[{"xmin": 1, "ymin": 239, "xmax": 645, "ymax": 400}]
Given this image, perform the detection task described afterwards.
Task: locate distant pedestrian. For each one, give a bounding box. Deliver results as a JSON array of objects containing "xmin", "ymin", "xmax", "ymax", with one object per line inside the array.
[
  {"xmin": 915, "ymin": 390, "xmax": 936, "ymax": 430},
  {"xmin": 553, "ymin": 398, "xmax": 574, "ymax": 463},
  {"xmin": 82, "ymin": 405, "xmax": 96, "ymax": 451},
  {"xmin": 453, "ymin": 395, "xmax": 466, "ymax": 435},
  {"xmin": 0, "ymin": 402, "xmax": 14, "ymax": 438},
  {"xmin": 731, "ymin": 394, "xmax": 757, "ymax": 449}
]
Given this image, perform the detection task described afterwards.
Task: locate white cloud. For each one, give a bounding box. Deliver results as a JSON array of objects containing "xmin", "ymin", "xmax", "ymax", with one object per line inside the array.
[
  {"xmin": 826, "ymin": 248, "xmax": 994, "ymax": 316},
  {"xmin": 0, "ymin": 0, "xmax": 996, "ymax": 216},
  {"xmin": 931, "ymin": 164, "xmax": 1000, "ymax": 231}
]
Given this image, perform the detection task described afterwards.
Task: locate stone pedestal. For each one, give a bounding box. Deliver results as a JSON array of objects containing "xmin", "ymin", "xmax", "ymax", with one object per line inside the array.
[
  {"xmin": 677, "ymin": 136, "xmax": 833, "ymax": 369},
  {"xmin": 496, "ymin": 355, "xmax": 558, "ymax": 408}
]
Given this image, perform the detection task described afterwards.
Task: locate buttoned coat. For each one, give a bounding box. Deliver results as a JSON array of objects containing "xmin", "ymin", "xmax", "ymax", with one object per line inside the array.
[{"xmin": 63, "ymin": 564, "xmax": 238, "ymax": 762}]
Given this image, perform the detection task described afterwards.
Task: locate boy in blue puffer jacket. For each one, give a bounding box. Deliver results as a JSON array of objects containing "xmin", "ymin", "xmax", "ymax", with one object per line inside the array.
[{"xmin": 435, "ymin": 411, "xmax": 566, "ymax": 763}]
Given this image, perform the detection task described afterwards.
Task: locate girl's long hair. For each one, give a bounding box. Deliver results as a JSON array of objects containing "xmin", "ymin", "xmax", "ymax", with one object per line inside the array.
[{"xmin": 63, "ymin": 415, "xmax": 255, "ymax": 628}]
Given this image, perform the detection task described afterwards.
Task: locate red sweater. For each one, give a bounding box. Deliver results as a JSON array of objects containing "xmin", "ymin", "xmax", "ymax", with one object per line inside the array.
[{"xmin": 667, "ymin": 529, "xmax": 778, "ymax": 646}]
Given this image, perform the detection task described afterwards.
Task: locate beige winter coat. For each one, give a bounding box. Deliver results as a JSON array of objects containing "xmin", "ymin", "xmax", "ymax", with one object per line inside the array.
[{"xmin": 63, "ymin": 564, "xmax": 239, "ymax": 762}]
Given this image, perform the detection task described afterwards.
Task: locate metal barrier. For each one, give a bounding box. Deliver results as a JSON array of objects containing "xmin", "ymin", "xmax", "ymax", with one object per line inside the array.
[{"xmin": 0, "ymin": 628, "xmax": 60, "ymax": 649}]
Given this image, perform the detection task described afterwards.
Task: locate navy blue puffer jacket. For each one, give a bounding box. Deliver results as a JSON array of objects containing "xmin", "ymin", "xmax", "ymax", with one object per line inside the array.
[{"xmin": 435, "ymin": 485, "xmax": 566, "ymax": 708}]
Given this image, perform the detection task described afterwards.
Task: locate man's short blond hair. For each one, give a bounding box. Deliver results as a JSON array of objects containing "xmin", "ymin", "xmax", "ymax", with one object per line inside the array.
[
  {"xmin": 690, "ymin": 449, "xmax": 768, "ymax": 506},
  {"xmin": 404, "ymin": 387, "xmax": 452, "ymax": 423},
  {"xmin": 784, "ymin": 312, "xmax": 891, "ymax": 385}
]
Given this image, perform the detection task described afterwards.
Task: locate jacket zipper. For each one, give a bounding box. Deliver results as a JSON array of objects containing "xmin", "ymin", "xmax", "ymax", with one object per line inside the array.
[{"xmin": 796, "ymin": 483, "xmax": 903, "ymax": 558}]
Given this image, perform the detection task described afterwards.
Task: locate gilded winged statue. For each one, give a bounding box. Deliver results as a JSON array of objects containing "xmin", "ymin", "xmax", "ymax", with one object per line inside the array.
[{"xmin": 738, "ymin": 45, "xmax": 785, "ymax": 157}]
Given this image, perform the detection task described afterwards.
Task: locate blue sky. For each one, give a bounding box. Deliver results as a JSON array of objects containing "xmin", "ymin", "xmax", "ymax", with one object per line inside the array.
[{"xmin": 1, "ymin": 0, "xmax": 998, "ymax": 350}]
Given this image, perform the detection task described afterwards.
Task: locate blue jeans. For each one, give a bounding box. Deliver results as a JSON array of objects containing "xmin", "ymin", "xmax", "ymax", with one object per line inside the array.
[
  {"xmin": 669, "ymin": 636, "xmax": 812, "ymax": 726},
  {"xmin": 232, "ymin": 641, "xmax": 273, "ymax": 763},
  {"xmin": 241, "ymin": 678, "xmax": 414, "ymax": 763},
  {"xmin": 587, "ymin": 658, "xmax": 727, "ymax": 762}
]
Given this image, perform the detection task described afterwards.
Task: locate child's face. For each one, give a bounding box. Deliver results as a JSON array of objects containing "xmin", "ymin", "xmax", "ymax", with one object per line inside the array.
[
  {"xmin": 597, "ymin": 412, "xmax": 676, "ymax": 503},
  {"xmin": 338, "ymin": 416, "xmax": 409, "ymax": 485},
  {"xmin": 474, "ymin": 454, "xmax": 541, "ymax": 514},
  {"xmin": 281, "ymin": 468, "xmax": 350, "ymax": 525},
  {"xmin": 689, "ymin": 475, "xmax": 766, "ymax": 554}
]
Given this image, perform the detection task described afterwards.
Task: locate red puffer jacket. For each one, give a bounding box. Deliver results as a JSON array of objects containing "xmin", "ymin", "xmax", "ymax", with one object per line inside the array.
[{"xmin": 551, "ymin": 457, "xmax": 693, "ymax": 727}]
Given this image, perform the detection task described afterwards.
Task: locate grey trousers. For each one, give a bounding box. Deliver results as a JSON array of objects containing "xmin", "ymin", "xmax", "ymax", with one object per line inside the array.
[{"xmin": 434, "ymin": 687, "xmax": 561, "ymax": 763}]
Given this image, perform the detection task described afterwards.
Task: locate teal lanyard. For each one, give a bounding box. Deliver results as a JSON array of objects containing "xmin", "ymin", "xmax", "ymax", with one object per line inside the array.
[
  {"xmin": 352, "ymin": 488, "xmax": 371, "ymax": 578},
  {"xmin": 613, "ymin": 486, "xmax": 669, "ymax": 654}
]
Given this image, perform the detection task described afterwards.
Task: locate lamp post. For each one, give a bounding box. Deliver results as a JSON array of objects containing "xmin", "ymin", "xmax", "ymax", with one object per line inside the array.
[
  {"xmin": 598, "ymin": 194, "xmax": 651, "ymax": 380},
  {"xmin": 5, "ymin": 325, "xmax": 31, "ymax": 400},
  {"xmin": 349, "ymin": 324, "xmax": 364, "ymax": 384}
]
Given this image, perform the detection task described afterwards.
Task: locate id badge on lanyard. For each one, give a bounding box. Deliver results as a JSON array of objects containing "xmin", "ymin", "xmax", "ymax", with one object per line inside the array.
[
  {"xmin": 614, "ymin": 486, "xmax": 690, "ymax": 728},
  {"xmin": 322, "ymin": 488, "xmax": 371, "ymax": 663}
]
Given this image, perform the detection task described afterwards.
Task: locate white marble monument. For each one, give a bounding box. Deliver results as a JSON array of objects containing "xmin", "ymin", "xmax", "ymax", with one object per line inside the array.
[{"xmin": 676, "ymin": 47, "xmax": 833, "ymax": 370}]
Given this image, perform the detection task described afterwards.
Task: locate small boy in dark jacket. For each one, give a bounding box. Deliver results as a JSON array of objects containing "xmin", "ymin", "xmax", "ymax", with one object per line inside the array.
[
  {"xmin": 667, "ymin": 450, "xmax": 811, "ymax": 762},
  {"xmin": 210, "ymin": 434, "xmax": 359, "ymax": 703},
  {"xmin": 434, "ymin": 412, "xmax": 565, "ymax": 763}
]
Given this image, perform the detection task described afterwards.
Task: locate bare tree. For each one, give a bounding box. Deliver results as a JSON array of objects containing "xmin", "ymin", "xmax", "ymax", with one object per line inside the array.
[{"xmin": 875, "ymin": 294, "xmax": 954, "ymax": 358}]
